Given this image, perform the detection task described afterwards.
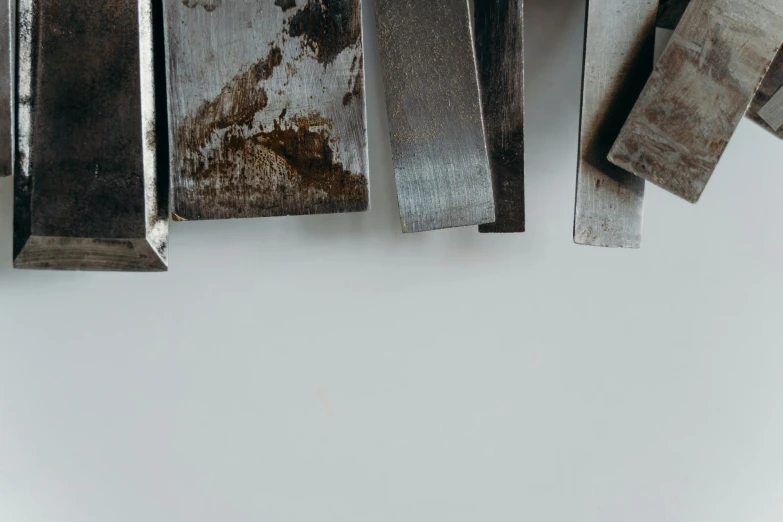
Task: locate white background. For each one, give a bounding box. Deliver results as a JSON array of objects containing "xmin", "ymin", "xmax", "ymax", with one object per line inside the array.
[{"xmin": 2, "ymin": 0, "xmax": 783, "ymax": 521}]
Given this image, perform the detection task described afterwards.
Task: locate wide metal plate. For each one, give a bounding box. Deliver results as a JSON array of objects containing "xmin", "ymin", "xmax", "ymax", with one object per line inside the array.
[
  {"xmin": 574, "ymin": 0, "xmax": 656, "ymax": 248},
  {"xmin": 474, "ymin": 0, "xmax": 525, "ymax": 234},
  {"xmin": 163, "ymin": 0, "xmax": 369, "ymax": 221},
  {"xmin": 657, "ymin": 0, "xmax": 783, "ymax": 140},
  {"xmin": 1, "ymin": 0, "xmax": 12, "ymax": 177},
  {"xmin": 376, "ymin": 0, "xmax": 495, "ymax": 233},
  {"xmin": 609, "ymin": 0, "xmax": 783, "ymax": 203},
  {"xmin": 14, "ymin": 0, "xmax": 168, "ymax": 271}
]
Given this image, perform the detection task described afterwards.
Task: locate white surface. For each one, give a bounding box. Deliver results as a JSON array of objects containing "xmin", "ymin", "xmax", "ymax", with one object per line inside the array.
[{"xmin": 1, "ymin": 1, "xmax": 783, "ymax": 521}]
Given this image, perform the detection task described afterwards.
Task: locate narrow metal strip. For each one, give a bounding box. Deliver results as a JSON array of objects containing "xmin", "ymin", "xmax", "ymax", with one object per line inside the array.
[
  {"xmin": 574, "ymin": 0, "xmax": 656, "ymax": 248},
  {"xmin": 1, "ymin": 0, "xmax": 12, "ymax": 177},
  {"xmin": 609, "ymin": 0, "xmax": 783, "ymax": 203},
  {"xmin": 163, "ymin": 0, "xmax": 369, "ymax": 221},
  {"xmin": 376, "ymin": 0, "xmax": 495, "ymax": 233},
  {"xmin": 14, "ymin": 0, "xmax": 168, "ymax": 271},
  {"xmin": 474, "ymin": 0, "xmax": 525, "ymax": 234}
]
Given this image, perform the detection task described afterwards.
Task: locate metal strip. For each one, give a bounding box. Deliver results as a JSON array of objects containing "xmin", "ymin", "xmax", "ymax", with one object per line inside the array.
[
  {"xmin": 474, "ymin": 0, "xmax": 525, "ymax": 234},
  {"xmin": 609, "ymin": 0, "xmax": 783, "ymax": 203},
  {"xmin": 1, "ymin": 0, "xmax": 12, "ymax": 177},
  {"xmin": 574, "ymin": 0, "xmax": 656, "ymax": 248},
  {"xmin": 658, "ymin": 0, "xmax": 783, "ymax": 140},
  {"xmin": 14, "ymin": 0, "xmax": 168, "ymax": 271},
  {"xmin": 376, "ymin": 0, "xmax": 495, "ymax": 233},
  {"xmin": 163, "ymin": 0, "xmax": 369, "ymax": 221}
]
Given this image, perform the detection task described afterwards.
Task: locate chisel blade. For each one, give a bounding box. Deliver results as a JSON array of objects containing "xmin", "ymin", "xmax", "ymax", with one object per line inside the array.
[
  {"xmin": 376, "ymin": 0, "xmax": 495, "ymax": 233},
  {"xmin": 1, "ymin": 0, "xmax": 12, "ymax": 177},
  {"xmin": 657, "ymin": 0, "xmax": 783, "ymax": 140},
  {"xmin": 474, "ymin": 0, "xmax": 525, "ymax": 234},
  {"xmin": 574, "ymin": 0, "xmax": 657, "ymax": 248},
  {"xmin": 163, "ymin": 0, "xmax": 369, "ymax": 221},
  {"xmin": 609, "ymin": 0, "xmax": 783, "ymax": 203},
  {"xmin": 14, "ymin": 0, "xmax": 169, "ymax": 271}
]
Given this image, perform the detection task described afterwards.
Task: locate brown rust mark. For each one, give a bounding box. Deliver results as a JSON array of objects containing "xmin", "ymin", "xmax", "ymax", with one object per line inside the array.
[
  {"xmin": 342, "ymin": 55, "xmax": 363, "ymax": 106},
  {"xmin": 288, "ymin": 0, "xmax": 361, "ymax": 65}
]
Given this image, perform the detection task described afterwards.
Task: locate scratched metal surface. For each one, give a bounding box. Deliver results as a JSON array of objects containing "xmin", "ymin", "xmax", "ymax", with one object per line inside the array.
[
  {"xmin": 163, "ymin": 0, "xmax": 369, "ymax": 221},
  {"xmin": 574, "ymin": 0, "xmax": 656, "ymax": 248},
  {"xmin": 375, "ymin": 0, "xmax": 495, "ymax": 233},
  {"xmin": 657, "ymin": 0, "xmax": 783, "ymax": 140},
  {"xmin": 474, "ymin": 0, "xmax": 525, "ymax": 234},
  {"xmin": 609, "ymin": 0, "xmax": 783, "ymax": 204},
  {"xmin": 14, "ymin": 0, "xmax": 169, "ymax": 271},
  {"xmin": 0, "ymin": 0, "xmax": 12, "ymax": 177}
]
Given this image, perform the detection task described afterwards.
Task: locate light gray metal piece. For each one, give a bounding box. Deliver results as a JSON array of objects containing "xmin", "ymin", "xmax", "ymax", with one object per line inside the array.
[
  {"xmin": 375, "ymin": 0, "xmax": 495, "ymax": 233},
  {"xmin": 757, "ymin": 84, "xmax": 783, "ymax": 131},
  {"xmin": 163, "ymin": 0, "xmax": 369, "ymax": 221},
  {"xmin": 574, "ymin": 0, "xmax": 657, "ymax": 248},
  {"xmin": 609, "ymin": 0, "xmax": 783, "ymax": 203},
  {"xmin": 14, "ymin": 0, "xmax": 168, "ymax": 271},
  {"xmin": 1, "ymin": 0, "xmax": 12, "ymax": 177}
]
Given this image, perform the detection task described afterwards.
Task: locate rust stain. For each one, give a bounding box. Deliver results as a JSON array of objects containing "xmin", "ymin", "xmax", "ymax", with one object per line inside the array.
[
  {"xmin": 342, "ymin": 55, "xmax": 363, "ymax": 106},
  {"xmin": 182, "ymin": 0, "xmax": 222, "ymax": 12},
  {"xmin": 287, "ymin": 0, "xmax": 361, "ymax": 65}
]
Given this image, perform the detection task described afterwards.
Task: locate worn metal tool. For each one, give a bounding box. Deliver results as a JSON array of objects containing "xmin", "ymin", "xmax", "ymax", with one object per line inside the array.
[
  {"xmin": 658, "ymin": 0, "xmax": 783, "ymax": 139},
  {"xmin": 376, "ymin": 0, "xmax": 495, "ymax": 233},
  {"xmin": 474, "ymin": 0, "xmax": 525, "ymax": 234},
  {"xmin": 14, "ymin": 0, "xmax": 169, "ymax": 271},
  {"xmin": 1, "ymin": 0, "xmax": 12, "ymax": 177},
  {"xmin": 574, "ymin": 0, "xmax": 657, "ymax": 248},
  {"xmin": 163, "ymin": 0, "xmax": 369, "ymax": 221},
  {"xmin": 609, "ymin": 0, "xmax": 783, "ymax": 203}
]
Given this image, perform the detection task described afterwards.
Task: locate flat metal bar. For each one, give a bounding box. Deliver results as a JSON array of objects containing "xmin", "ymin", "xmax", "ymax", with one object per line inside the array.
[
  {"xmin": 163, "ymin": 0, "xmax": 369, "ymax": 221},
  {"xmin": 474, "ymin": 0, "xmax": 525, "ymax": 234},
  {"xmin": 376, "ymin": 0, "xmax": 495, "ymax": 233},
  {"xmin": 1, "ymin": 0, "xmax": 12, "ymax": 177},
  {"xmin": 14, "ymin": 0, "xmax": 168, "ymax": 271},
  {"xmin": 574, "ymin": 0, "xmax": 656, "ymax": 248},
  {"xmin": 609, "ymin": 0, "xmax": 783, "ymax": 203},
  {"xmin": 657, "ymin": 0, "xmax": 783, "ymax": 140}
]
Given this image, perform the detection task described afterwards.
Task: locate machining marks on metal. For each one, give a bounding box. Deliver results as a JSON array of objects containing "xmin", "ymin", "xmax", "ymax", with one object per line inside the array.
[
  {"xmin": 375, "ymin": 0, "xmax": 495, "ymax": 233},
  {"xmin": 14, "ymin": 0, "xmax": 168, "ymax": 271},
  {"xmin": 609, "ymin": 0, "xmax": 783, "ymax": 203},
  {"xmin": 474, "ymin": 0, "xmax": 525, "ymax": 234},
  {"xmin": 574, "ymin": 0, "xmax": 656, "ymax": 248},
  {"xmin": 164, "ymin": 0, "xmax": 369, "ymax": 221}
]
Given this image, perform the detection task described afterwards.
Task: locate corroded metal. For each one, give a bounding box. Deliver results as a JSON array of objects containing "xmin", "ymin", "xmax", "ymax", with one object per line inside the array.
[
  {"xmin": 14, "ymin": 0, "xmax": 169, "ymax": 271},
  {"xmin": 1, "ymin": 0, "xmax": 12, "ymax": 177},
  {"xmin": 658, "ymin": 0, "xmax": 783, "ymax": 140},
  {"xmin": 474, "ymin": 0, "xmax": 525, "ymax": 234},
  {"xmin": 574, "ymin": 0, "xmax": 656, "ymax": 248},
  {"xmin": 609, "ymin": 0, "xmax": 783, "ymax": 203},
  {"xmin": 376, "ymin": 0, "xmax": 495, "ymax": 233},
  {"xmin": 163, "ymin": 0, "xmax": 369, "ymax": 221}
]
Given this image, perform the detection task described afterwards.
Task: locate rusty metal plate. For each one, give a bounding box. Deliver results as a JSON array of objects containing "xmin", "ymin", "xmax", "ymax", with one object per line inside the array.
[
  {"xmin": 574, "ymin": 0, "xmax": 656, "ymax": 248},
  {"xmin": 14, "ymin": 0, "xmax": 169, "ymax": 271},
  {"xmin": 609, "ymin": 0, "xmax": 783, "ymax": 203},
  {"xmin": 474, "ymin": 0, "xmax": 525, "ymax": 234},
  {"xmin": 376, "ymin": 0, "xmax": 495, "ymax": 233},
  {"xmin": 1, "ymin": 0, "xmax": 12, "ymax": 177},
  {"xmin": 658, "ymin": 0, "xmax": 783, "ymax": 140},
  {"xmin": 163, "ymin": 0, "xmax": 369, "ymax": 221}
]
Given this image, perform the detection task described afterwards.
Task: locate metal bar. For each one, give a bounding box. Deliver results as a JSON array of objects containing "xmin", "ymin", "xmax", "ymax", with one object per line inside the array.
[
  {"xmin": 376, "ymin": 0, "xmax": 495, "ymax": 233},
  {"xmin": 1, "ymin": 0, "xmax": 12, "ymax": 177},
  {"xmin": 163, "ymin": 0, "xmax": 369, "ymax": 221},
  {"xmin": 474, "ymin": 0, "xmax": 525, "ymax": 234},
  {"xmin": 574, "ymin": 0, "xmax": 656, "ymax": 248},
  {"xmin": 609, "ymin": 0, "xmax": 783, "ymax": 203},
  {"xmin": 14, "ymin": 0, "xmax": 168, "ymax": 271}
]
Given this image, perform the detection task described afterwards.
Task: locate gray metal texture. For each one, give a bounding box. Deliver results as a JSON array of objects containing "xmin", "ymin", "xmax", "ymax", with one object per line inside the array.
[
  {"xmin": 657, "ymin": 0, "xmax": 783, "ymax": 140},
  {"xmin": 14, "ymin": 0, "xmax": 169, "ymax": 271},
  {"xmin": 609, "ymin": 0, "xmax": 783, "ymax": 204},
  {"xmin": 375, "ymin": 0, "xmax": 495, "ymax": 233},
  {"xmin": 574, "ymin": 0, "xmax": 656, "ymax": 248},
  {"xmin": 1, "ymin": 0, "xmax": 12, "ymax": 177},
  {"xmin": 474, "ymin": 0, "xmax": 525, "ymax": 234},
  {"xmin": 163, "ymin": 0, "xmax": 369, "ymax": 221}
]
